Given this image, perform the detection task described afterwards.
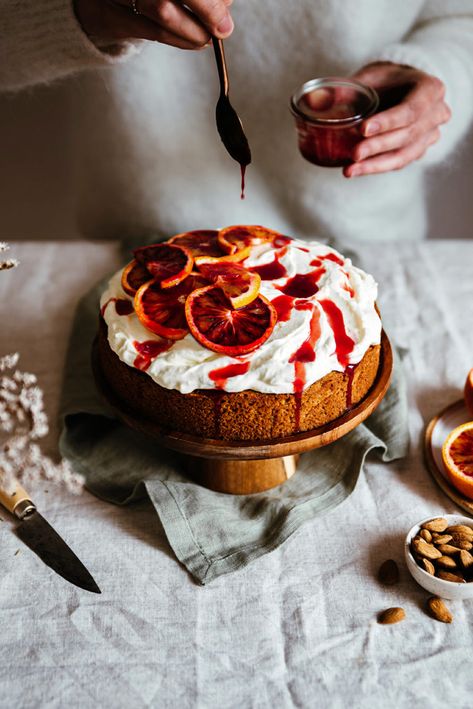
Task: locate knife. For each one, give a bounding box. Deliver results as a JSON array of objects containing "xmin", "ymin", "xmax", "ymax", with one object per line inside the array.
[{"xmin": 0, "ymin": 479, "xmax": 101, "ymax": 594}]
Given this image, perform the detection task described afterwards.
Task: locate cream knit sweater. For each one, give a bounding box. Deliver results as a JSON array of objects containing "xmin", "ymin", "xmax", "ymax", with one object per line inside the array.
[{"xmin": 1, "ymin": 0, "xmax": 473, "ymax": 243}]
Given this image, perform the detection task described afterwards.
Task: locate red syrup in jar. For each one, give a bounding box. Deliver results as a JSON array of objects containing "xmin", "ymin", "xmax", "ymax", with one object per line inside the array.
[
  {"xmin": 319, "ymin": 299, "xmax": 354, "ymax": 368},
  {"xmin": 289, "ymin": 307, "xmax": 321, "ymax": 431},
  {"xmin": 133, "ymin": 339, "xmax": 173, "ymax": 371},
  {"xmin": 209, "ymin": 361, "xmax": 250, "ymax": 389},
  {"xmin": 345, "ymin": 363, "xmax": 358, "ymax": 408},
  {"xmin": 278, "ymin": 268, "xmax": 325, "ymax": 298},
  {"xmin": 101, "ymin": 297, "xmax": 134, "ymax": 318}
]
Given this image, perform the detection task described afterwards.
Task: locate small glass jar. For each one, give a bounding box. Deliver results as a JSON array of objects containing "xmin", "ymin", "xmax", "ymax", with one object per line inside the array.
[{"xmin": 290, "ymin": 77, "xmax": 379, "ymax": 168}]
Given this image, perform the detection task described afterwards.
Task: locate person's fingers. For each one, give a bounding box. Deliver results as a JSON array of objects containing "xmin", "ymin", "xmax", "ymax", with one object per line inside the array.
[
  {"xmin": 85, "ymin": 0, "xmax": 205, "ymax": 48},
  {"xmin": 353, "ymin": 124, "xmax": 421, "ymax": 162},
  {"xmin": 361, "ymin": 75, "xmax": 445, "ymax": 137},
  {"xmin": 344, "ymin": 128, "xmax": 441, "ymax": 177},
  {"xmin": 184, "ymin": 0, "xmax": 234, "ymax": 37},
  {"xmin": 136, "ymin": 0, "xmax": 210, "ymax": 46}
]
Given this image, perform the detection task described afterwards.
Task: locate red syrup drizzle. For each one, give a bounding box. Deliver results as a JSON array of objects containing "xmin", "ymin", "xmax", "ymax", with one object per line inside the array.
[
  {"xmin": 289, "ymin": 307, "xmax": 321, "ymax": 431},
  {"xmin": 273, "ymin": 235, "xmax": 292, "ymax": 248},
  {"xmin": 278, "ymin": 268, "xmax": 325, "ymax": 298},
  {"xmin": 319, "ymin": 252, "xmax": 344, "ymax": 267},
  {"xmin": 208, "ymin": 361, "xmax": 250, "ymax": 389},
  {"xmin": 319, "ymin": 299, "xmax": 355, "ymax": 368},
  {"xmin": 100, "ymin": 297, "xmax": 134, "ymax": 318},
  {"xmin": 250, "ymin": 249, "xmax": 288, "ymax": 281},
  {"xmin": 240, "ymin": 164, "xmax": 246, "ymax": 200},
  {"xmin": 271, "ymin": 295, "xmax": 294, "ymax": 322},
  {"xmin": 341, "ymin": 270, "xmax": 355, "ymax": 298},
  {"xmin": 211, "ymin": 391, "xmax": 225, "ymax": 437},
  {"xmin": 133, "ymin": 339, "xmax": 173, "ymax": 371}
]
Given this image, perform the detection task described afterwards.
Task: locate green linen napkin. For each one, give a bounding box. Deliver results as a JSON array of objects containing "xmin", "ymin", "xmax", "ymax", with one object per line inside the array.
[{"xmin": 59, "ymin": 264, "xmax": 409, "ymax": 585}]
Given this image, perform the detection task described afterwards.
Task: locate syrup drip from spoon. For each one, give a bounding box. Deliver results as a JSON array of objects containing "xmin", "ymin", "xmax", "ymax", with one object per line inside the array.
[{"xmin": 212, "ymin": 37, "xmax": 251, "ymax": 198}]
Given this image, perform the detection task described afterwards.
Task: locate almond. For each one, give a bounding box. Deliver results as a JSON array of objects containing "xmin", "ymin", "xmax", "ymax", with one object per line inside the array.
[
  {"xmin": 437, "ymin": 570, "xmax": 465, "ymax": 583},
  {"xmin": 378, "ymin": 559, "xmax": 400, "ymax": 586},
  {"xmin": 422, "ymin": 518, "xmax": 448, "ymax": 533},
  {"xmin": 449, "ymin": 534, "xmax": 473, "ymax": 550},
  {"xmin": 412, "ymin": 537, "xmax": 442, "ymax": 560},
  {"xmin": 378, "ymin": 607, "xmax": 405, "ymax": 625},
  {"xmin": 446, "ymin": 525, "xmax": 473, "ymax": 538},
  {"xmin": 436, "ymin": 544, "xmax": 461, "ymax": 556},
  {"xmin": 420, "ymin": 558, "xmax": 435, "ymax": 575},
  {"xmin": 459, "ymin": 549, "xmax": 473, "ymax": 569},
  {"xmin": 426, "ymin": 597, "xmax": 453, "ymax": 623},
  {"xmin": 420, "ymin": 529, "xmax": 432, "ymax": 543},
  {"xmin": 436, "ymin": 555, "xmax": 457, "ymax": 569},
  {"xmin": 432, "ymin": 534, "xmax": 452, "ymax": 545}
]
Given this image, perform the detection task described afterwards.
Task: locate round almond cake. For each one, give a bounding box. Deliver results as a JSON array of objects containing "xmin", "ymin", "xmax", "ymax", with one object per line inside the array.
[{"xmin": 98, "ymin": 226, "xmax": 382, "ymax": 441}]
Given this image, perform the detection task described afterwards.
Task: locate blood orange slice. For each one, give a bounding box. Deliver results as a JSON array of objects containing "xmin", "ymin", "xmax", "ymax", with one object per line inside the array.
[
  {"xmin": 442, "ymin": 422, "xmax": 473, "ymax": 500},
  {"xmin": 133, "ymin": 243, "xmax": 193, "ymax": 289},
  {"xmin": 168, "ymin": 230, "xmax": 223, "ymax": 259},
  {"xmin": 121, "ymin": 259, "xmax": 153, "ymax": 296},
  {"xmin": 464, "ymin": 368, "xmax": 473, "ymax": 417},
  {"xmin": 134, "ymin": 274, "xmax": 207, "ymax": 340},
  {"xmin": 185, "ymin": 285, "xmax": 276, "ymax": 355},
  {"xmin": 196, "ymin": 262, "xmax": 261, "ymax": 309},
  {"xmin": 217, "ymin": 225, "xmax": 283, "ymax": 255}
]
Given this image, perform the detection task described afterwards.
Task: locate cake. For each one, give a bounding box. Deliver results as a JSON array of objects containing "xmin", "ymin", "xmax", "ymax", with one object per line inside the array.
[{"xmin": 97, "ymin": 226, "xmax": 382, "ymax": 441}]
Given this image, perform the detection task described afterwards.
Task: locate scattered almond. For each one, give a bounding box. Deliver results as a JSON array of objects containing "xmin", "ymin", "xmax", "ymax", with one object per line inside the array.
[
  {"xmin": 422, "ymin": 518, "xmax": 448, "ymax": 533},
  {"xmin": 419, "ymin": 529, "xmax": 432, "ymax": 542},
  {"xmin": 436, "ymin": 555, "xmax": 457, "ymax": 569},
  {"xmin": 437, "ymin": 570, "xmax": 465, "ymax": 583},
  {"xmin": 426, "ymin": 597, "xmax": 453, "ymax": 623},
  {"xmin": 412, "ymin": 537, "xmax": 442, "ymax": 560},
  {"xmin": 446, "ymin": 525, "xmax": 473, "ymax": 538},
  {"xmin": 421, "ymin": 558, "xmax": 435, "ymax": 576},
  {"xmin": 432, "ymin": 534, "xmax": 452, "ymax": 545},
  {"xmin": 459, "ymin": 550, "xmax": 473, "ymax": 569},
  {"xmin": 378, "ymin": 559, "xmax": 400, "ymax": 586},
  {"xmin": 437, "ymin": 544, "xmax": 461, "ymax": 556},
  {"xmin": 378, "ymin": 607, "xmax": 405, "ymax": 625}
]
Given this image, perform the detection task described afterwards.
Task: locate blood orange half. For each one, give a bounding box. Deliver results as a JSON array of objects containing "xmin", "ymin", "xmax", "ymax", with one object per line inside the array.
[
  {"xmin": 169, "ymin": 230, "xmax": 223, "ymax": 259},
  {"xmin": 135, "ymin": 274, "xmax": 208, "ymax": 340},
  {"xmin": 121, "ymin": 259, "xmax": 153, "ymax": 296},
  {"xmin": 133, "ymin": 243, "xmax": 193, "ymax": 289},
  {"xmin": 196, "ymin": 262, "xmax": 261, "ymax": 309},
  {"xmin": 217, "ymin": 225, "xmax": 283, "ymax": 255},
  {"xmin": 185, "ymin": 285, "xmax": 276, "ymax": 356},
  {"xmin": 442, "ymin": 422, "xmax": 473, "ymax": 500}
]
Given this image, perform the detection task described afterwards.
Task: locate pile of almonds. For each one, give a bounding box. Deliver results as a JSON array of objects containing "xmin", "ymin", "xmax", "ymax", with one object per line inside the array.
[{"xmin": 411, "ymin": 518, "xmax": 473, "ymax": 584}]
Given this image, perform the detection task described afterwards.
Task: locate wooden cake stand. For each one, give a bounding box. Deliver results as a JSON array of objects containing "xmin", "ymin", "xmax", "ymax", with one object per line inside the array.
[{"xmin": 92, "ymin": 331, "xmax": 393, "ymax": 495}]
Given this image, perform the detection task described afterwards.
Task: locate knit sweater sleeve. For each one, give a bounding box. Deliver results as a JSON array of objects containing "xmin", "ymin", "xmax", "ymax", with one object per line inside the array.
[
  {"xmin": 0, "ymin": 0, "xmax": 141, "ymax": 92},
  {"xmin": 372, "ymin": 0, "xmax": 473, "ymax": 164}
]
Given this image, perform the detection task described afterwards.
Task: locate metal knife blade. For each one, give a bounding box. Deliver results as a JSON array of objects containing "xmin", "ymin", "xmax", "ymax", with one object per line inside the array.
[{"xmin": 16, "ymin": 510, "xmax": 101, "ymax": 594}]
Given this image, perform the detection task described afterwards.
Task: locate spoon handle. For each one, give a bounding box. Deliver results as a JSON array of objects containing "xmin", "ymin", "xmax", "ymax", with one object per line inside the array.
[{"xmin": 212, "ymin": 37, "xmax": 229, "ymax": 97}]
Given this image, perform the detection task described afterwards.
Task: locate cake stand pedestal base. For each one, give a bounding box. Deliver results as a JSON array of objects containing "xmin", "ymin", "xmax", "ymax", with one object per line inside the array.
[{"xmin": 185, "ymin": 455, "xmax": 298, "ymax": 494}]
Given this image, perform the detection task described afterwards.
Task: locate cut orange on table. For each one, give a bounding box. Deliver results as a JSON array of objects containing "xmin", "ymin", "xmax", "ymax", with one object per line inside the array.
[
  {"xmin": 168, "ymin": 230, "xmax": 223, "ymax": 259},
  {"xmin": 185, "ymin": 285, "xmax": 276, "ymax": 355},
  {"xmin": 464, "ymin": 368, "xmax": 473, "ymax": 417},
  {"xmin": 442, "ymin": 422, "xmax": 473, "ymax": 500},
  {"xmin": 217, "ymin": 225, "xmax": 280, "ymax": 256},
  {"xmin": 133, "ymin": 243, "xmax": 193, "ymax": 289},
  {"xmin": 134, "ymin": 274, "xmax": 208, "ymax": 340},
  {"xmin": 195, "ymin": 262, "xmax": 261, "ymax": 309},
  {"xmin": 121, "ymin": 259, "xmax": 153, "ymax": 296}
]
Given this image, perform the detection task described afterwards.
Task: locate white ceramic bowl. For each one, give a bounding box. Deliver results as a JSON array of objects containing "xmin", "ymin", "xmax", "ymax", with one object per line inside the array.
[{"xmin": 405, "ymin": 514, "xmax": 473, "ymax": 600}]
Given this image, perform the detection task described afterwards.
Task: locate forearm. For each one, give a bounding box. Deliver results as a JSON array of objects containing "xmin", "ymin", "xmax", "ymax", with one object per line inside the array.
[
  {"xmin": 373, "ymin": 2, "xmax": 473, "ymax": 163},
  {"xmin": 0, "ymin": 0, "xmax": 139, "ymax": 92}
]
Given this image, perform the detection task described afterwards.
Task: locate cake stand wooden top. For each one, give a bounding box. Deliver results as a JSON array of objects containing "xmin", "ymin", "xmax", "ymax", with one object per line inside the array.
[{"xmin": 92, "ymin": 330, "xmax": 393, "ymax": 461}]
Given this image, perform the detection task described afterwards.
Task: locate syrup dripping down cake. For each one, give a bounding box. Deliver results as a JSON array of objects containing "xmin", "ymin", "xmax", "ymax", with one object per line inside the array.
[{"xmin": 97, "ymin": 226, "xmax": 382, "ymax": 441}]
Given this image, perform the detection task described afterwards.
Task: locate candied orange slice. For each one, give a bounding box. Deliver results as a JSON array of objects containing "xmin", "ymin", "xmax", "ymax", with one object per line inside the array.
[
  {"xmin": 134, "ymin": 274, "xmax": 208, "ymax": 340},
  {"xmin": 133, "ymin": 243, "xmax": 193, "ymax": 289},
  {"xmin": 195, "ymin": 262, "xmax": 261, "ymax": 309},
  {"xmin": 121, "ymin": 259, "xmax": 153, "ymax": 296},
  {"xmin": 464, "ymin": 368, "xmax": 473, "ymax": 417},
  {"xmin": 442, "ymin": 422, "xmax": 473, "ymax": 500},
  {"xmin": 185, "ymin": 285, "xmax": 276, "ymax": 355},
  {"xmin": 217, "ymin": 225, "xmax": 283, "ymax": 255},
  {"xmin": 168, "ymin": 230, "xmax": 223, "ymax": 259}
]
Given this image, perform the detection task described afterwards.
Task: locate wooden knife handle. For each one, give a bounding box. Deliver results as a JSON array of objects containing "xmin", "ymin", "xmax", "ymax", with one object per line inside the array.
[{"xmin": 0, "ymin": 479, "xmax": 35, "ymax": 516}]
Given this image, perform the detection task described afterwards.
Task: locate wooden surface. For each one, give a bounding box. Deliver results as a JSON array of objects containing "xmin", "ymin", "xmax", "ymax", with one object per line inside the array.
[
  {"xmin": 424, "ymin": 401, "xmax": 473, "ymax": 516},
  {"xmin": 92, "ymin": 331, "xmax": 392, "ymax": 493}
]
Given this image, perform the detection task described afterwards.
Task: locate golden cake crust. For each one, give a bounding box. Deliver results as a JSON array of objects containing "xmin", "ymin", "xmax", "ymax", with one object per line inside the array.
[{"xmin": 97, "ymin": 319, "xmax": 381, "ymax": 441}]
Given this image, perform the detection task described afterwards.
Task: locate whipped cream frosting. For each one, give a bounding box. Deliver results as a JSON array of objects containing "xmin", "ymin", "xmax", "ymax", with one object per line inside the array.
[{"xmin": 100, "ymin": 237, "xmax": 381, "ymax": 394}]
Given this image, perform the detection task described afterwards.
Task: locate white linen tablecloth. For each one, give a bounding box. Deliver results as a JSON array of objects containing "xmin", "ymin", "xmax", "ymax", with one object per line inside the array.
[{"xmin": 0, "ymin": 240, "xmax": 472, "ymax": 709}]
